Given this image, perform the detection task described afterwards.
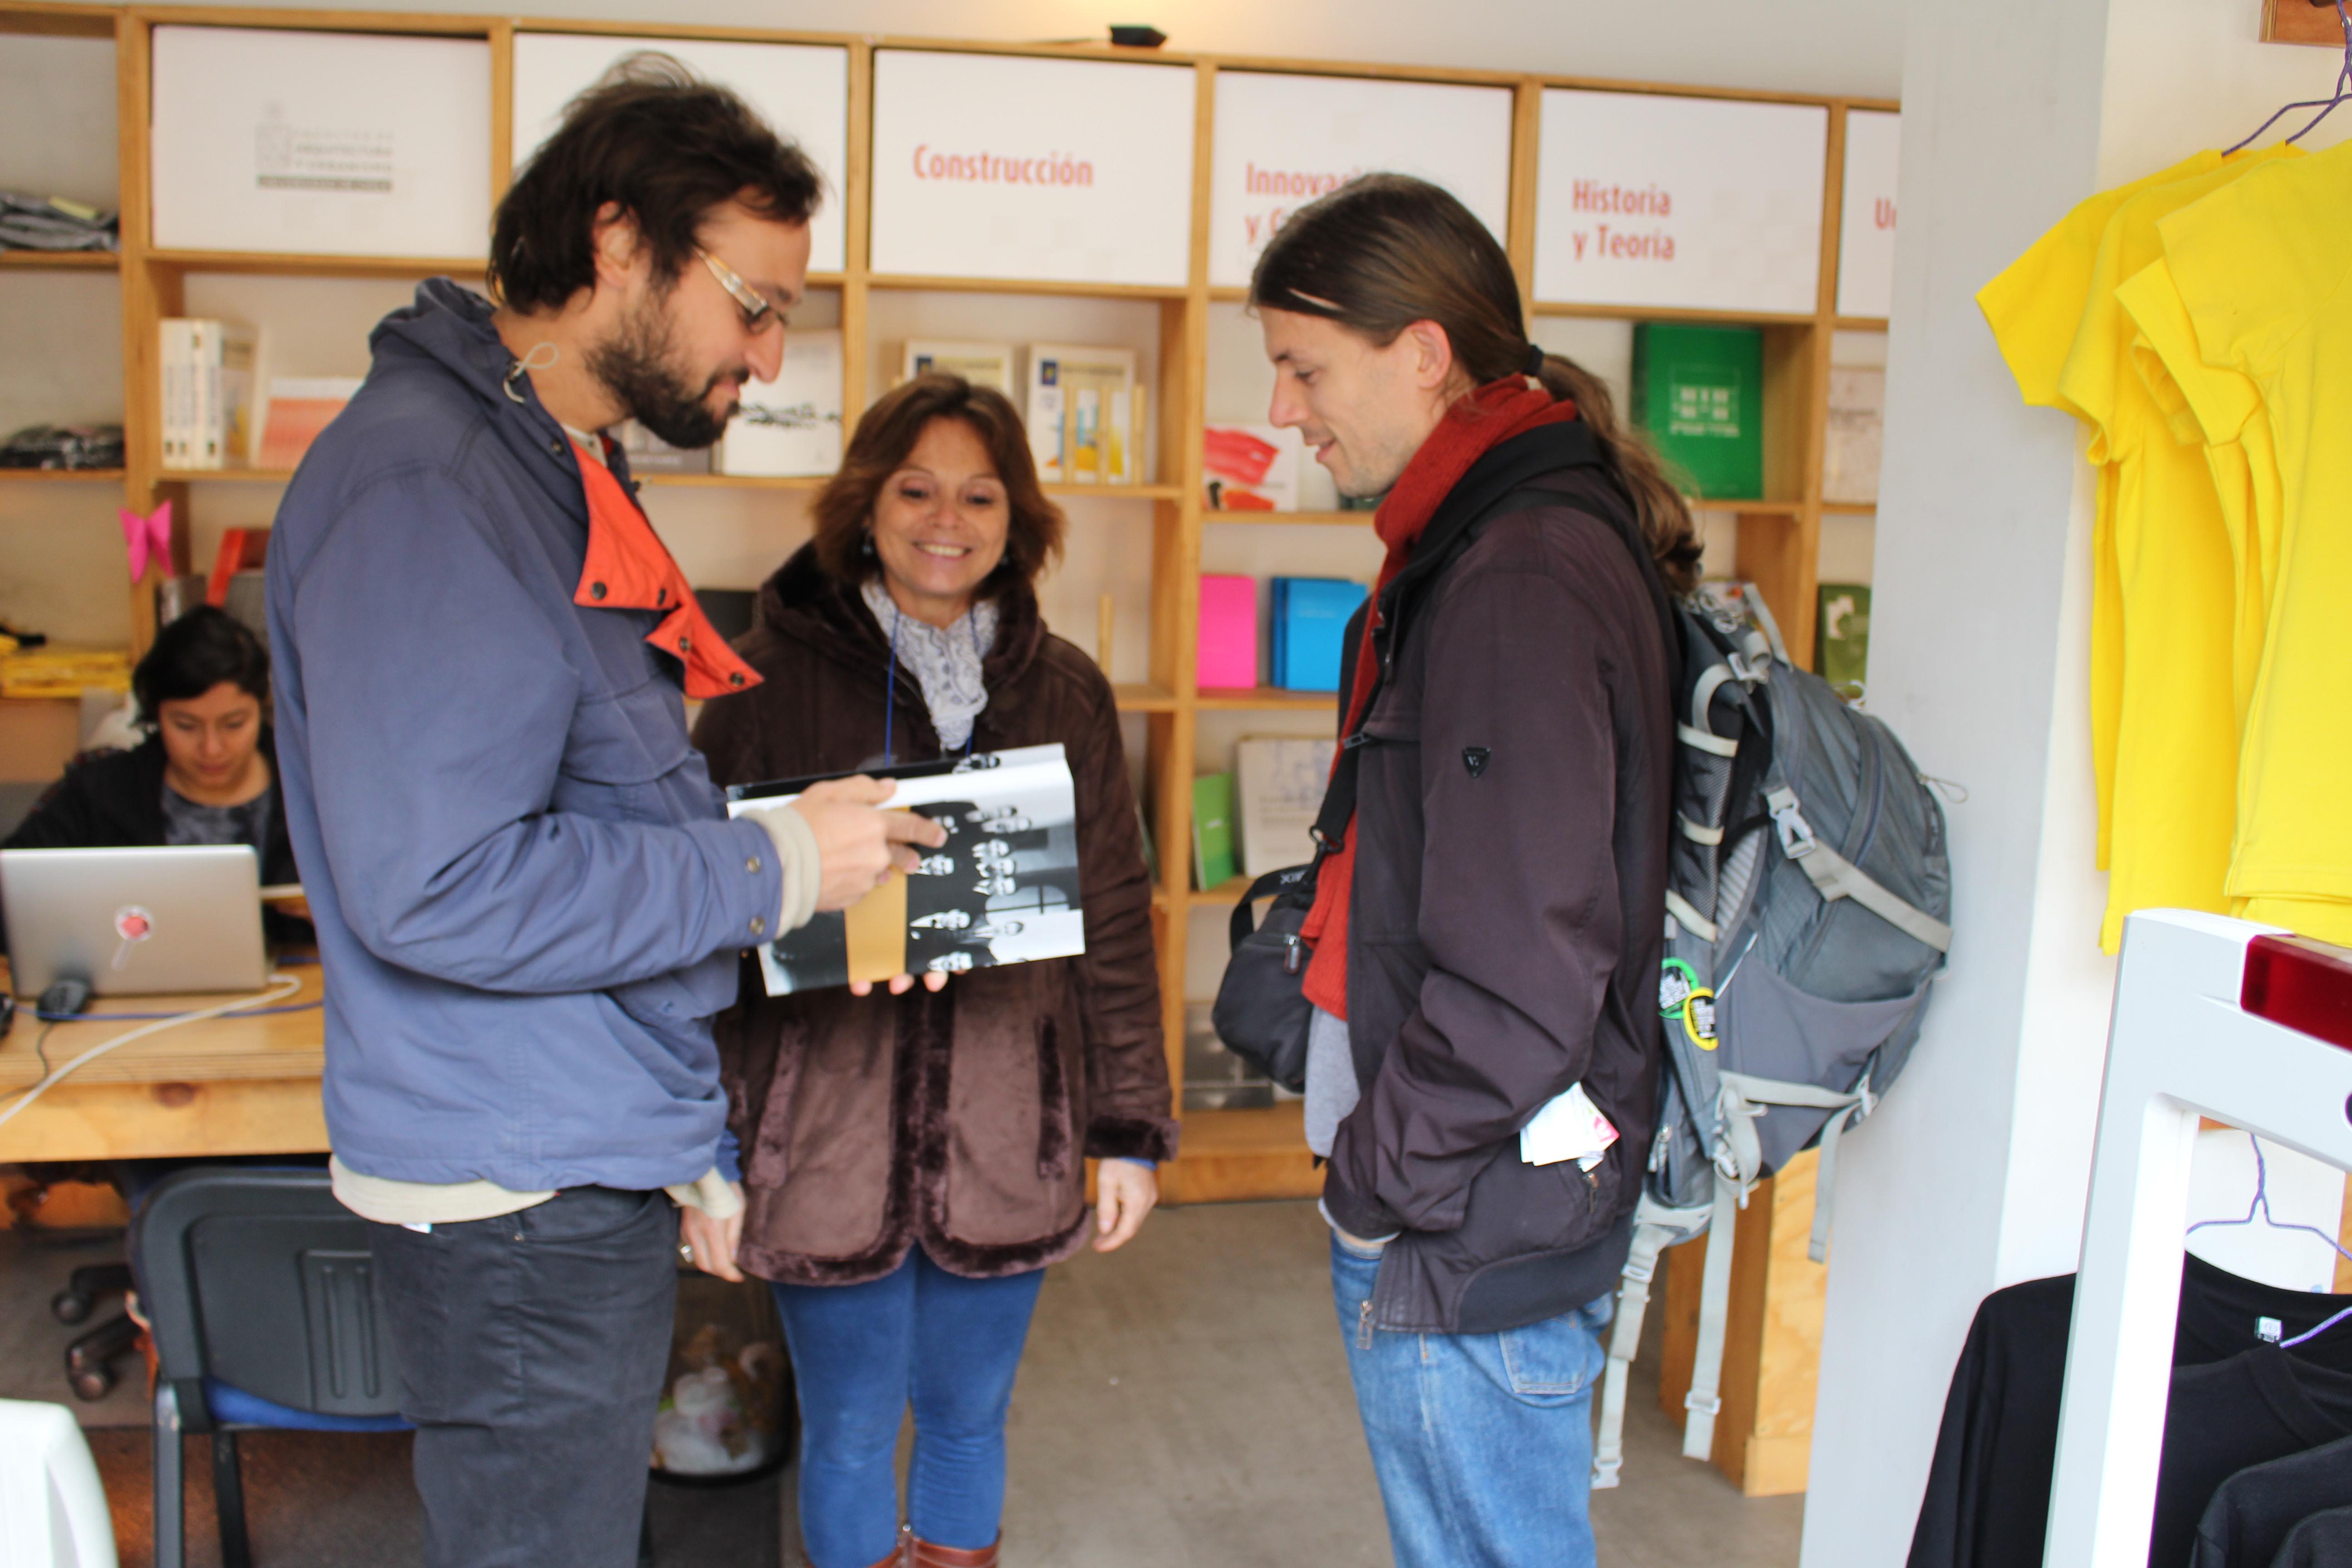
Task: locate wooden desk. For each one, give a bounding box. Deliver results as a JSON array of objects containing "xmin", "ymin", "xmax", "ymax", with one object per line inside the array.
[{"xmin": 0, "ymin": 965, "xmax": 328, "ymax": 1162}]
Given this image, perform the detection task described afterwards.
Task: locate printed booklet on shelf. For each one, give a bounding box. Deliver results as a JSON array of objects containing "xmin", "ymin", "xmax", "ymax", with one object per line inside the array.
[{"xmin": 725, "ymin": 744, "xmax": 1085, "ymax": 995}]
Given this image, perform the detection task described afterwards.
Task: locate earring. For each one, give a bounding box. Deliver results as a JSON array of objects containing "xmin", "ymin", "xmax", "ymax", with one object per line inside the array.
[{"xmin": 861, "ymin": 532, "xmax": 877, "ymax": 559}]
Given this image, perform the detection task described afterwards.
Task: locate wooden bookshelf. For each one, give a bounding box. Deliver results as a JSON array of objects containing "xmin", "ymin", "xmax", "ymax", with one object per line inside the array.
[
  {"xmin": 0, "ymin": 248, "xmax": 117, "ymax": 269},
  {"xmin": 2, "ymin": 5, "xmax": 1893, "ymax": 1492}
]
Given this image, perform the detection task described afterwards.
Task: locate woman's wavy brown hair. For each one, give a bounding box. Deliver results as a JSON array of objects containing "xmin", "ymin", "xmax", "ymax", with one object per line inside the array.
[
  {"xmin": 812, "ymin": 372, "xmax": 1065, "ymax": 591},
  {"xmin": 1250, "ymin": 173, "xmax": 1704, "ymax": 595}
]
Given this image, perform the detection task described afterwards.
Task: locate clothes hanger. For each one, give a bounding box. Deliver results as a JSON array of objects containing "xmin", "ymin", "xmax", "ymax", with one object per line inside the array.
[
  {"xmin": 2186, "ymin": 1132, "xmax": 2352, "ymax": 1347},
  {"xmin": 2228, "ymin": 0, "xmax": 2352, "ymax": 154}
]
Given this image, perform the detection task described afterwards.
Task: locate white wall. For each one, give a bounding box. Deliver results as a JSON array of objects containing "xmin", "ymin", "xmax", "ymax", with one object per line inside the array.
[
  {"xmin": 1801, "ymin": 2, "xmax": 2352, "ymax": 1563},
  {"xmin": 136, "ymin": 0, "xmax": 1902, "ymax": 99}
]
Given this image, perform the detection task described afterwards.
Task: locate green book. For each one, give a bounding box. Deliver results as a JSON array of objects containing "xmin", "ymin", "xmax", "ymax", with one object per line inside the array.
[
  {"xmin": 1631, "ymin": 323, "xmax": 1765, "ymax": 500},
  {"xmin": 1817, "ymin": 583, "xmax": 1872, "ymax": 701},
  {"xmin": 1191, "ymin": 772, "xmax": 1237, "ymax": 891}
]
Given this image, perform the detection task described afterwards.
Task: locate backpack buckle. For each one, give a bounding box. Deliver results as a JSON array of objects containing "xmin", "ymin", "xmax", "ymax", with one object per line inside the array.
[{"xmin": 1767, "ymin": 789, "xmax": 1817, "ymax": 859}]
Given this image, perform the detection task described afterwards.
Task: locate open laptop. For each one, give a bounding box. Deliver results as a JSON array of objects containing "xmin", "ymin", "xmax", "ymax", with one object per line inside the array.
[{"xmin": 1, "ymin": 845, "xmax": 270, "ymax": 998}]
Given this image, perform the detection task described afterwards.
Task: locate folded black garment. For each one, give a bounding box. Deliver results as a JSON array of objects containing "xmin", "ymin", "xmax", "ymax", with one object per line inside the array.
[
  {"xmin": 0, "ymin": 424, "xmax": 125, "ymax": 470},
  {"xmin": 2154, "ymin": 1351, "xmax": 2352, "ymax": 1568},
  {"xmin": 0, "ymin": 190, "xmax": 119, "ymax": 252},
  {"xmin": 1908, "ymin": 1254, "xmax": 2352, "ymax": 1568},
  {"xmin": 2191, "ymin": 1432, "xmax": 2352, "ymax": 1568},
  {"xmin": 2268, "ymin": 1504, "xmax": 2352, "ymax": 1568}
]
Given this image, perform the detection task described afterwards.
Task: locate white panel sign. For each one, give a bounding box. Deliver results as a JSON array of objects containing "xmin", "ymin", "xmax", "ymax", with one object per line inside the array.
[
  {"xmin": 1533, "ymin": 90, "xmax": 1827, "ymax": 314},
  {"xmin": 1837, "ymin": 110, "xmax": 1901, "ymax": 320},
  {"xmin": 152, "ymin": 27, "xmax": 491, "ymax": 258},
  {"xmin": 1208, "ymin": 72, "xmax": 1514, "ymax": 289},
  {"xmin": 870, "ymin": 51, "xmax": 1195, "ymax": 287},
  {"xmin": 512, "ymin": 34, "xmax": 849, "ymax": 275}
]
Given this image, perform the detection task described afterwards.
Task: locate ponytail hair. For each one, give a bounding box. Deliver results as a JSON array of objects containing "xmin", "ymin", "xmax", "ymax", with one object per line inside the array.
[{"xmin": 1249, "ymin": 173, "xmax": 1703, "ymax": 596}]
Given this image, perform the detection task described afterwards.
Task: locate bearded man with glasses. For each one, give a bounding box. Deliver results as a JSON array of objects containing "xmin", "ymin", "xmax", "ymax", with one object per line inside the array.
[{"xmin": 263, "ymin": 54, "xmax": 943, "ymax": 1568}]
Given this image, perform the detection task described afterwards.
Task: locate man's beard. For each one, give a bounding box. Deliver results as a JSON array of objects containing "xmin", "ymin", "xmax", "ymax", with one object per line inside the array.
[{"xmin": 587, "ymin": 295, "xmax": 739, "ymax": 450}]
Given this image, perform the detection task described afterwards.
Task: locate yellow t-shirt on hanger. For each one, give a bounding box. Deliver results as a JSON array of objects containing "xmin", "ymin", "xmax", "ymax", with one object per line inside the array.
[
  {"xmin": 2159, "ymin": 138, "xmax": 2352, "ymax": 943},
  {"xmin": 1984, "ymin": 149, "xmax": 2287, "ymax": 951},
  {"xmin": 2053, "ymin": 148, "xmax": 2297, "ymax": 950},
  {"xmin": 2115, "ymin": 255, "xmax": 2280, "ymax": 731},
  {"xmin": 1977, "ymin": 150, "xmax": 2222, "ymax": 873}
]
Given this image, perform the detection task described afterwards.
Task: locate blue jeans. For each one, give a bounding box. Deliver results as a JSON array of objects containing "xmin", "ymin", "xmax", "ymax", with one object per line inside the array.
[
  {"xmin": 1331, "ymin": 1234, "xmax": 1610, "ymax": 1568},
  {"xmin": 770, "ymin": 1250, "xmax": 1044, "ymax": 1568}
]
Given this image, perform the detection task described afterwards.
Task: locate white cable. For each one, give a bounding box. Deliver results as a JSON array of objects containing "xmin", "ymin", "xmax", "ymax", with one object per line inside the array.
[{"xmin": 0, "ymin": 971, "xmax": 306, "ymax": 1131}]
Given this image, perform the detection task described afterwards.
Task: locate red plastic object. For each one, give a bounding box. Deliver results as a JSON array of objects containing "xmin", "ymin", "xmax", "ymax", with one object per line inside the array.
[{"xmin": 2241, "ymin": 933, "xmax": 2352, "ymax": 1054}]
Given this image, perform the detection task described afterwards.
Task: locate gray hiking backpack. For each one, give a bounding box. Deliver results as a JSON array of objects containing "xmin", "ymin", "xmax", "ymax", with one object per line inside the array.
[{"xmin": 1591, "ymin": 582, "xmax": 1953, "ymax": 1489}]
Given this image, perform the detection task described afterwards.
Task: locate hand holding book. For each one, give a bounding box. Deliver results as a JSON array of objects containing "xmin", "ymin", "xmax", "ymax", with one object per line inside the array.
[{"xmin": 780, "ymin": 775, "xmax": 948, "ymax": 912}]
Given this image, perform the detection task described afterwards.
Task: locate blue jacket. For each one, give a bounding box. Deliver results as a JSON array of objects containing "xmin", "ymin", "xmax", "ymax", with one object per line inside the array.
[{"xmin": 265, "ymin": 279, "xmax": 784, "ymax": 1191}]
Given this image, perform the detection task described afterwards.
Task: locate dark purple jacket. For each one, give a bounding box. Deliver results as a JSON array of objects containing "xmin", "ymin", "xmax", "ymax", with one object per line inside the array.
[{"xmin": 1320, "ymin": 458, "xmax": 1675, "ymax": 1335}]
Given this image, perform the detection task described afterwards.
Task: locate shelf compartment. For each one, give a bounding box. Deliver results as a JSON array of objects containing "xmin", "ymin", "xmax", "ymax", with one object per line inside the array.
[
  {"xmin": 0, "ymin": 5, "xmax": 115, "ymax": 39},
  {"xmin": 1046, "ymin": 481, "xmax": 1184, "ymax": 501},
  {"xmin": 1531, "ymin": 300, "xmax": 1817, "ymax": 328},
  {"xmin": 1114, "ymin": 682, "xmax": 1179, "ymax": 713},
  {"xmin": 1165, "ymin": 1101, "xmax": 1318, "ymax": 1204},
  {"xmin": 0, "ymin": 249, "xmax": 118, "ymax": 270},
  {"xmin": 1196, "ymin": 686, "xmax": 1339, "ymax": 713},
  {"xmin": 162, "ymin": 470, "xmax": 1187, "ymax": 498},
  {"xmin": 865, "ymin": 273, "xmax": 1188, "ymax": 302},
  {"xmin": 1188, "ymin": 875, "xmax": 1250, "ymax": 910},
  {"xmin": 143, "ymin": 250, "xmax": 490, "ymax": 279},
  {"xmin": 641, "ymin": 471, "xmax": 824, "ymax": 490},
  {"xmin": 1205, "ymin": 507, "xmax": 1375, "ymax": 527}
]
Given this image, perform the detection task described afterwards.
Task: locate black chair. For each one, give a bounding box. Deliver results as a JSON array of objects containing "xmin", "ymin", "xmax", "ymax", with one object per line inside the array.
[{"xmin": 131, "ymin": 1166, "xmax": 410, "ymax": 1568}]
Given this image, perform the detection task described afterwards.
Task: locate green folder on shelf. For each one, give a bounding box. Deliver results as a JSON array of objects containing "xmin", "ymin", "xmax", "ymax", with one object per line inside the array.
[
  {"xmin": 1191, "ymin": 772, "xmax": 1237, "ymax": 891},
  {"xmin": 1631, "ymin": 323, "xmax": 1765, "ymax": 500},
  {"xmin": 1817, "ymin": 583, "xmax": 1871, "ymax": 701}
]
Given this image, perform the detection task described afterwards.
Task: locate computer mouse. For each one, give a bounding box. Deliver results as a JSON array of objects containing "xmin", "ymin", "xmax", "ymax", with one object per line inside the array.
[{"xmin": 38, "ymin": 977, "xmax": 92, "ymax": 1019}]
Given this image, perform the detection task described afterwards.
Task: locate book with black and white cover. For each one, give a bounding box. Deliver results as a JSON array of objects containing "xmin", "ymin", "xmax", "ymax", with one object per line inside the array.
[{"xmin": 725, "ymin": 743, "xmax": 1084, "ymax": 995}]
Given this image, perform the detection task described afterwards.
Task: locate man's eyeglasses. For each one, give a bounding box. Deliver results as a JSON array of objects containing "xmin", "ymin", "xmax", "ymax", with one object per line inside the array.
[{"xmin": 696, "ymin": 248, "xmax": 781, "ymax": 334}]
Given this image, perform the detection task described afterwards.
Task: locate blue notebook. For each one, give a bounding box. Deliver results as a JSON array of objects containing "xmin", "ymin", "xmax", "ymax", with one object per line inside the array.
[{"xmin": 1270, "ymin": 577, "xmax": 1369, "ymax": 692}]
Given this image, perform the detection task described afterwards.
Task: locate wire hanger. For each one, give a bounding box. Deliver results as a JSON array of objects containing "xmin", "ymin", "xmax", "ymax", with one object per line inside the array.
[
  {"xmin": 2186, "ymin": 1131, "xmax": 2352, "ymax": 1347},
  {"xmin": 2229, "ymin": 0, "xmax": 2352, "ymax": 154}
]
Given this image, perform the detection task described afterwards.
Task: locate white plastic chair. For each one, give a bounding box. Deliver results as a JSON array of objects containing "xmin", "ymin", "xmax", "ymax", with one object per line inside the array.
[
  {"xmin": 2047, "ymin": 910, "xmax": 2352, "ymax": 1566},
  {"xmin": 0, "ymin": 1397, "xmax": 118, "ymax": 1568}
]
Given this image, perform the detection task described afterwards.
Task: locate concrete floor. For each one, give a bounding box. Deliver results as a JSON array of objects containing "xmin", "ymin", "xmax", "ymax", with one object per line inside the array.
[{"xmin": 3, "ymin": 1202, "xmax": 1802, "ymax": 1567}]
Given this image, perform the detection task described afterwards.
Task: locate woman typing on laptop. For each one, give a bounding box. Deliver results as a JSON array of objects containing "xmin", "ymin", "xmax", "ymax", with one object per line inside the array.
[{"xmin": 3, "ymin": 606, "xmax": 308, "ymax": 951}]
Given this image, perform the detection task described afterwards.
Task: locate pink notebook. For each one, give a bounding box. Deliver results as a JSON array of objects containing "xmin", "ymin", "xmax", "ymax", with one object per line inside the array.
[{"xmin": 1197, "ymin": 574, "xmax": 1259, "ymax": 690}]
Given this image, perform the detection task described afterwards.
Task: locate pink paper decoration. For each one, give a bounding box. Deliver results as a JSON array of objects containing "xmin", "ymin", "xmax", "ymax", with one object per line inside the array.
[{"xmin": 121, "ymin": 501, "xmax": 173, "ymax": 582}]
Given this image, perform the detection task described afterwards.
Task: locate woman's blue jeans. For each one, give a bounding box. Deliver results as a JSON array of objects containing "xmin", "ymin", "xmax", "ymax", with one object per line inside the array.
[
  {"xmin": 771, "ymin": 1249, "xmax": 1044, "ymax": 1568},
  {"xmin": 1331, "ymin": 1232, "xmax": 1611, "ymax": 1568}
]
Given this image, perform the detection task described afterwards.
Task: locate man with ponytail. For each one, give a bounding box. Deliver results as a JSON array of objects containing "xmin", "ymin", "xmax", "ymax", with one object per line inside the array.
[{"xmin": 1250, "ymin": 174, "xmax": 1697, "ymax": 1568}]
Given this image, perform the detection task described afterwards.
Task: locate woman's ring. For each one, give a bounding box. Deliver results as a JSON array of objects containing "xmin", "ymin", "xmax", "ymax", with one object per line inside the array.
[{"xmin": 679, "ymin": 1243, "xmax": 695, "ymax": 1264}]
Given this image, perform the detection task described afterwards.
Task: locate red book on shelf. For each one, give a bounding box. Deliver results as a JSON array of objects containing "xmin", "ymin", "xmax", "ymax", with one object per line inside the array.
[
  {"xmin": 206, "ymin": 529, "xmax": 268, "ymax": 608},
  {"xmin": 1197, "ymin": 574, "xmax": 1258, "ymax": 690}
]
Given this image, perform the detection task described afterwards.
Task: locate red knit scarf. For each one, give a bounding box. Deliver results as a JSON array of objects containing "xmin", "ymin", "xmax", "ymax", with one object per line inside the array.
[{"xmin": 1299, "ymin": 377, "xmax": 1582, "ymax": 1019}]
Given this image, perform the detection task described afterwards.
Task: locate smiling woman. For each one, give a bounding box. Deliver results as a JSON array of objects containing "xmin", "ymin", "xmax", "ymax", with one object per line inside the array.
[
  {"xmin": 690, "ymin": 370, "xmax": 1173, "ymax": 1568},
  {"xmin": 809, "ymin": 372, "xmax": 1065, "ymax": 627}
]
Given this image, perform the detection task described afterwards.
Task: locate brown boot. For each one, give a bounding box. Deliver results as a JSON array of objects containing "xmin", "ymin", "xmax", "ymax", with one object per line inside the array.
[
  {"xmin": 907, "ymin": 1535, "xmax": 1000, "ymax": 1568},
  {"xmin": 819, "ymin": 1528, "xmax": 911, "ymax": 1568}
]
